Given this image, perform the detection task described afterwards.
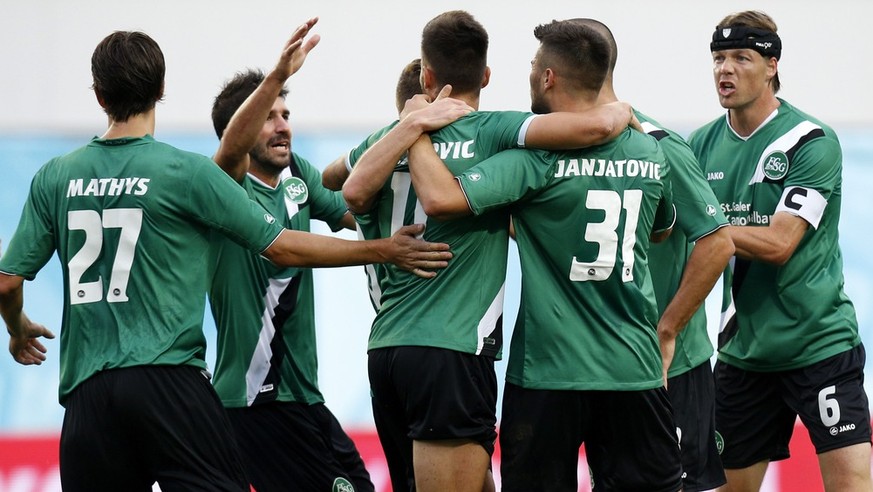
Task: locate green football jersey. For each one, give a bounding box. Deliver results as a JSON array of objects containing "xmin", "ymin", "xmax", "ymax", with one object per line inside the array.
[
  {"xmin": 349, "ymin": 111, "xmax": 534, "ymax": 358},
  {"xmin": 345, "ymin": 122, "xmax": 400, "ymax": 311},
  {"xmin": 0, "ymin": 135, "xmax": 284, "ymax": 404},
  {"xmin": 208, "ymin": 153, "xmax": 347, "ymax": 408},
  {"xmin": 688, "ymin": 99, "xmax": 859, "ymax": 371},
  {"xmin": 459, "ymin": 128, "xmax": 674, "ymax": 390},
  {"xmin": 638, "ymin": 111, "xmax": 728, "ymax": 378}
]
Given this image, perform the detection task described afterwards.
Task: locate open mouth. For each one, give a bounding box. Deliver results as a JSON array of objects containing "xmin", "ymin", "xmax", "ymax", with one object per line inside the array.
[
  {"xmin": 269, "ymin": 139, "xmax": 290, "ymax": 151},
  {"xmin": 718, "ymin": 80, "xmax": 736, "ymax": 97}
]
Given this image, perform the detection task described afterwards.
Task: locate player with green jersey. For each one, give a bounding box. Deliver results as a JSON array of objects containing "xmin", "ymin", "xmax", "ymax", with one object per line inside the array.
[
  {"xmin": 465, "ymin": 132, "xmax": 674, "ymax": 390},
  {"xmin": 205, "ymin": 24, "xmax": 412, "ymax": 492},
  {"xmin": 692, "ymin": 103, "xmax": 858, "ymax": 368},
  {"xmin": 341, "ymin": 11, "xmax": 637, "ymax": 492},
  {"xmin": 208, "ymin": 155, "xmax": 347, "ymax": 408},
  {"xmin": 692, "ymin": 99, "xmax": 859, "ymax": 369},
  {"xmin": 0, "ymin": 28, "xmax": 452, "ymax": 492},
  {"xmin": 6, "ymin": 135, "xmax": 283, "ymax": 404},
  {"xmin": 323, "ymin": 59, "xmax": 427, "ymax": 312},
  {"xmin": 353, "ymin": 109, "xmax": 533, "ymax": 358},
  {"xmin": 636, "ymin": 112, "xmax": 730, "ymax": 378},
  {"xmin": 639, "ymin": 112, "xmax": 732, "ymax": 491},
  {"xmin": 568, "ymin": 20, "xmax": 733, "ymax": 491},
  {"xmin": 404, "ymin": 19, "xmax": 683, "ymax": 491},
  {"xmin": 347, "ymin": 109, "xmax": 527, "ymax": 329},
  {"xmin": 207, "ymin": 148, "xmax": 368, "ymax": 492},
  {"xmin": 571, "ymin": 17, "xmax": 732, "ymax": 492},
  {"xmin": 688, "ymin": 11, "xmax": 871, "ymax": 491}
]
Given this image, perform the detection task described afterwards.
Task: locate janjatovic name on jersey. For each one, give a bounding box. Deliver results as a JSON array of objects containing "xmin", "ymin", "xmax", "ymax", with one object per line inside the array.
[
  {"xmin": 554, "ymin": 158, "xmax": 662, "ymax": 179},
  {"xmin": 67, "ymin": 177, "xmax": 150, "ymax": 197}
]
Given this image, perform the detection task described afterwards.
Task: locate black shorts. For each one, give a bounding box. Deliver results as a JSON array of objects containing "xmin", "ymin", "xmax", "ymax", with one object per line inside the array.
[
  {"xmin": 59, "ymin": 365, "xmax": 248, "ymax": 492},
  {"xmin": 226, "ymin": 401, "xmax": 373, "ymax": 492},
  {"xmin": 667, "ymin": 362, "xmax": 726, "ymax": 492},
  {"xmin": 368, "ymin": 346, "xmax": 497, "ymax": 491},
  {"xmin": 499, "ymin": 382, "xmax": 683, "ymax": 492},
  {"xmin": 715, "ymin": 343, "xmax": 872, "ymax": 469}
]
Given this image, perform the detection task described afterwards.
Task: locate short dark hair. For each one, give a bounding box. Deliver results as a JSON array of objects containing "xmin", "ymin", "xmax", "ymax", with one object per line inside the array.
[
  {"xmin": 569, "ymin": 19, "xmax": 618, "ymax": 73},
  {"xmin": 211, "ymin": 69, "xmax": 289, "ymax": 139},
  {"xmin": 533, "ymin": 20, "xmax": 610, "ymax": 94},
  {"xmin": 395, "ymin": 59, "xmax": 423, "ymax": 113},
  {"xmin": 91, "ymin": 31, "xmax": 165, "ymax": 122},
  {"xmin": 716, "ymin": 10, "xmax": 781, "ymax": 93},
  {"xmin": 421, "ymin": 10, "xmax": 488, "ymax": 94}
]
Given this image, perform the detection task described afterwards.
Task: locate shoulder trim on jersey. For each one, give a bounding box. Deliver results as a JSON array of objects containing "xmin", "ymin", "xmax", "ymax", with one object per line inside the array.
[
  {"xmin": 690, "ymin": 222, "xmax": 730, "ymax": 243},
  {"xmin": 517, "ymin": 114, "xmax": 539, "ymax": 148},
  {"xmin": 749, "ymin": 121, "xmax": 824, "ymax": 185},
  {"xmin": 786, "ymin": 128, "xmax": 826, "ymax": 163},
  {"xmin": 640, "ymin": 121, "xmax": 669, "ymax": 141}
]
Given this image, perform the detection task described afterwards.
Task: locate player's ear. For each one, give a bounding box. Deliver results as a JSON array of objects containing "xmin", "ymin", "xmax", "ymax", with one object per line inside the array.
[
  {"xmin": 421, "ymin": 64, "xmax": 436, "ymax": 92},
  {"xmin": 765, "ymin": 57, "xmax": 778, "ymax": 84},
  {"xmin": 94, "ymin": 89, "xmax": 107, "ymax": 109},
  {"xmin": 543, "ymin": 68, "xmax": 556, "ymax": 90},
  {"xmin": 481, "ymin": 66, "xmax": 491, "ymax": 89}
]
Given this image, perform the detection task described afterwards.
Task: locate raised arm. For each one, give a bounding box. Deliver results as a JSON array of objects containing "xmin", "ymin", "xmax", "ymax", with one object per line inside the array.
[
  {"xmin": 322, "ymin": 154, "xmax": 350, "ymax": 191},
  {"xmin": 213, "ymin": 18, "xmax": 320, "ymax": 181},
  {"xmin": 342, "ymin": 85, "xmax": 472, "ymax": 214}
]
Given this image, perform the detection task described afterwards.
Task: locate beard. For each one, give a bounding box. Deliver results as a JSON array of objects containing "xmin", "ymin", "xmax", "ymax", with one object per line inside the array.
[
  {"xmin": 530, "ymin": 91, "xmax": 551, "ymax": 115},
  {"xmin": 249, "ymin": 138, "xmax": 291, "ymax": 172}
]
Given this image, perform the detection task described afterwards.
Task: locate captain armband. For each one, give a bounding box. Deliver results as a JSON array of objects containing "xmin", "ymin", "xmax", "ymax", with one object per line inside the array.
[{"xmin": 775, "ymin": 186, "xmax": 826, "ymax": 229}]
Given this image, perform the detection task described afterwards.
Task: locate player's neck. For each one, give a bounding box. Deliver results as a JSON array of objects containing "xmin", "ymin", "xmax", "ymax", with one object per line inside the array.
[
  {"xmin": 553, "ymin": 89, "xmax": 599, "ymax": 114},
  {"xmin": 249, "ymin": 162, "xmax": 282, "ymax": 188},
  {"xmin": 596, "ymin": 85, "xmax": 619, "ymax": 105},
  {"xmin": 728, "ymin": 95, "xmax": 781, "ymax": 137},
  {"xmin": 431, "ymin": 88, "xmax": 480, "ymax": 111},
  {"xmin": 102, "ymin": 110, "xmax": 156, "ymax": 140},
  {"xmin": 452, "ymin": 94, "xmax": 480, "ymax": 111}
]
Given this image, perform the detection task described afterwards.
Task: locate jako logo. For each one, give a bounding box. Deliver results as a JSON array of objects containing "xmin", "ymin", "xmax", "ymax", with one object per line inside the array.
[{"xmin": 829, "ymin": 423, "xmax": 856, "ymax": 436}]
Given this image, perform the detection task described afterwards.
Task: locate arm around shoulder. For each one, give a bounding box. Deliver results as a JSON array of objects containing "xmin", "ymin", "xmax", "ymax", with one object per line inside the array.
[
  {"xmin": 407, "ymin": 136, "xmax": 473, "ymax": 220},
  {"xmin": 525, "ymin": 101, "xmax": 634, "ymax": 150}
]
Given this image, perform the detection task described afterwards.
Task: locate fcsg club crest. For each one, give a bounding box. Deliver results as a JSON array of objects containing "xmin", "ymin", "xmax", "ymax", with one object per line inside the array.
[
  {"xmin": 282, "ymin": 176, "xmax": 309, "ymax": 204},
  {"xmin": 762, "ymin": 151, "xmax": 789, "ymax": 180}
]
